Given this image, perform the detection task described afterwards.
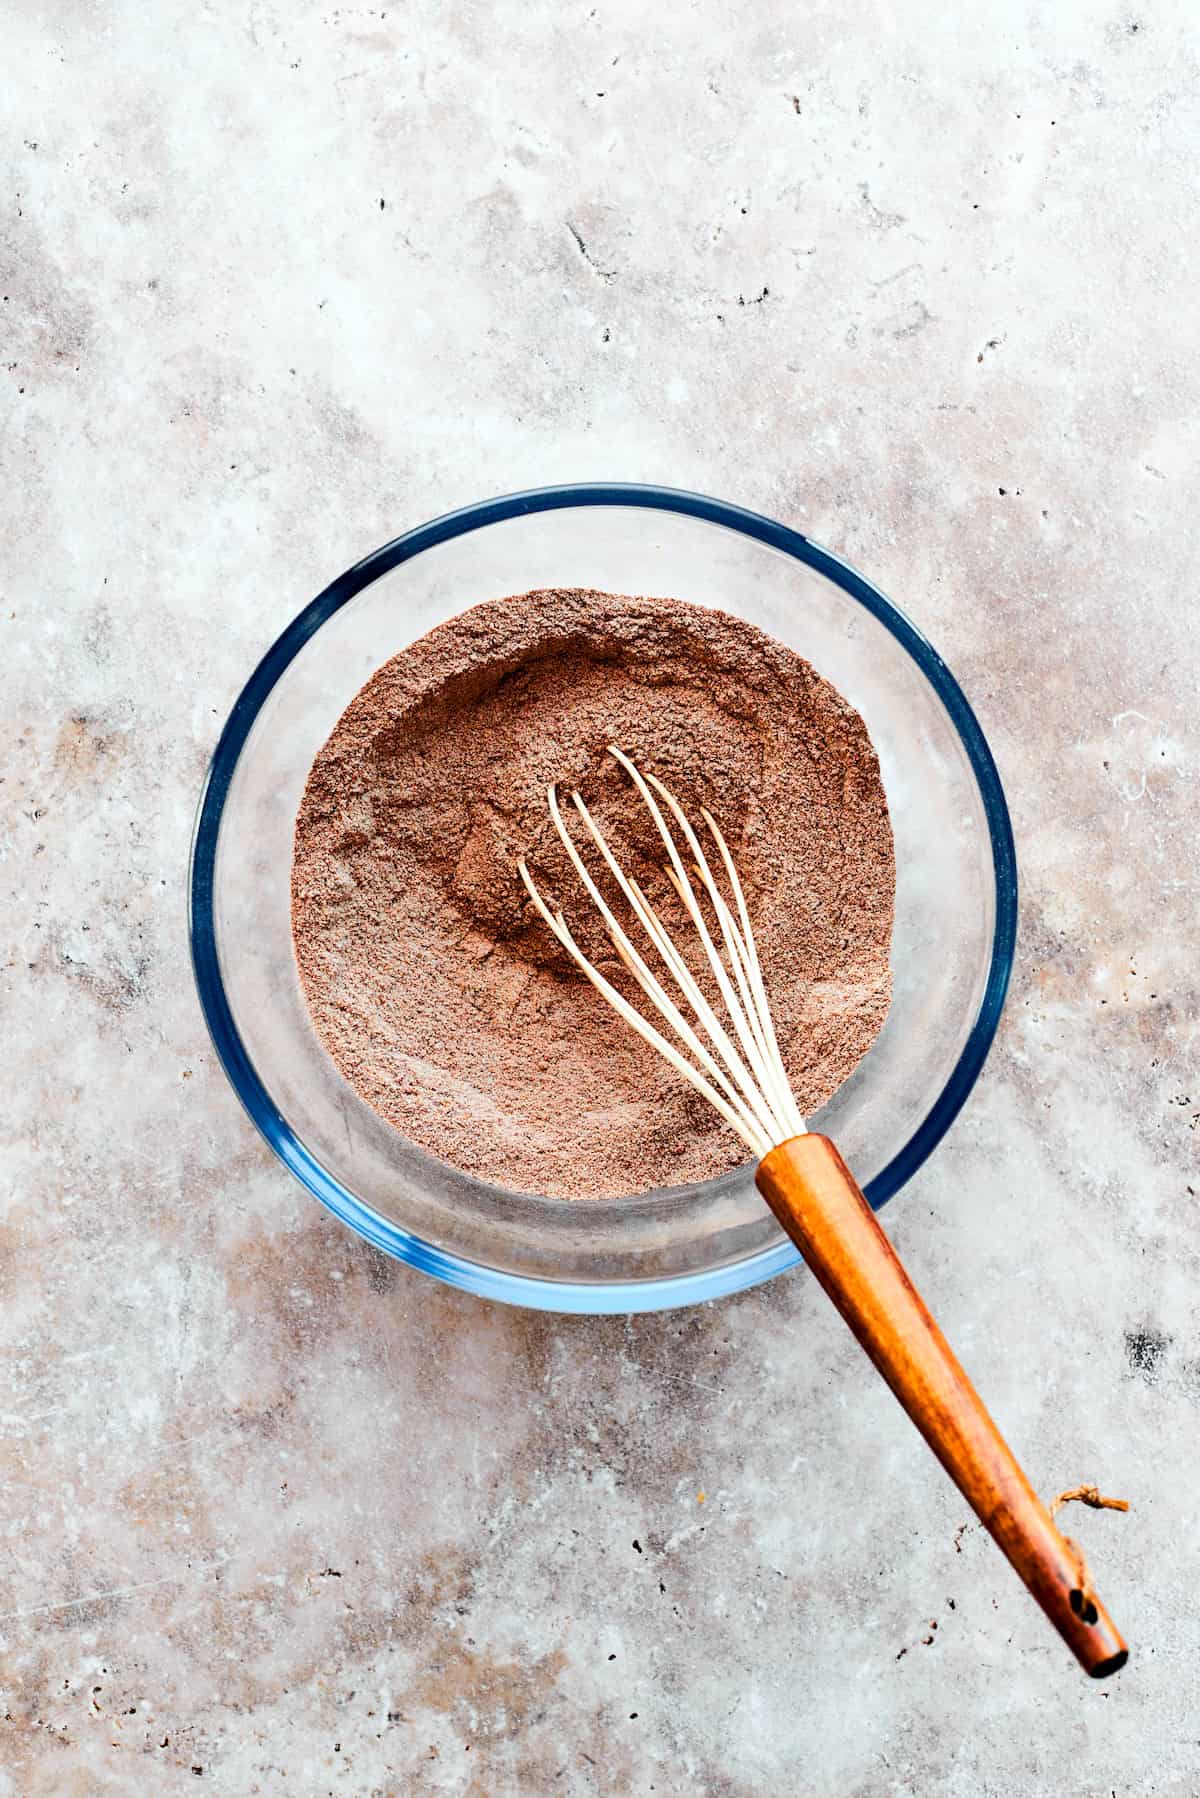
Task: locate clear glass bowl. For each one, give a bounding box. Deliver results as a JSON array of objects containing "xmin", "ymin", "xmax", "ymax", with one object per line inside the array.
[{"xmin": 189, "ymin": 485, "xmax": 1016, "ymax": 1313}]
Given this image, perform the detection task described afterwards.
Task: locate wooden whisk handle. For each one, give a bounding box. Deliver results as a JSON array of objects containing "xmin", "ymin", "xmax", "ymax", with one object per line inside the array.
[{"xmin": 756, "ymin": 1134, "xmax": 1128, "ymax": 1678}]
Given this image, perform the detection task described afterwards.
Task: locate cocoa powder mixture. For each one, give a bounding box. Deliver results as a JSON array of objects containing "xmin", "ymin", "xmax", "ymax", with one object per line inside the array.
[{"xmin": 291, "ymin": 588, "xmax": 894, "ymax": 1200}]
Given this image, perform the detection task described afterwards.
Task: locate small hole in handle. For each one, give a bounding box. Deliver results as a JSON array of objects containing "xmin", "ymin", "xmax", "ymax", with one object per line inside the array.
[{"xmin": 1070, "ymin": 1589, "xmax": 1099, "ymax": 1625}]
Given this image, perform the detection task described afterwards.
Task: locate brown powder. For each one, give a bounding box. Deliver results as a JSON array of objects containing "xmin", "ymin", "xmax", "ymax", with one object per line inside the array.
[{"xmin": 291, "ymin": 588, "xmax": 894, "ymax": 1201}]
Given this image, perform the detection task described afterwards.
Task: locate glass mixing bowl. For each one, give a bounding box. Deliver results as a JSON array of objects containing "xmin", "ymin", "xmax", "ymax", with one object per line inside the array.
[{"xmin": 189, "ymin": 485, "xmax": 1016, "ymax": 1313}]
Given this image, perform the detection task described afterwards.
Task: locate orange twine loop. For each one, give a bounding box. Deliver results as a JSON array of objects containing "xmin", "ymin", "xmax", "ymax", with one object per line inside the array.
[{"xmin": 1048, "ymin": 1484, "xmax": 1130, "ymax": 1616}]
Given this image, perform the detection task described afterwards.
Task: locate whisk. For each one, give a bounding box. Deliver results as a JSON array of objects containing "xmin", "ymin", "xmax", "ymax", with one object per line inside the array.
[{"xmin": 519, "ymin": 747, "xmax": 1127, "ymax": 1678}]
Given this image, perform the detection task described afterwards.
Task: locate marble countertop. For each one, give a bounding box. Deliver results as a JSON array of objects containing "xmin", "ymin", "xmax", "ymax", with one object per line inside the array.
[{"xmin": 4, "ymin": 1, "xmax": 1198, "ymax": 1791}]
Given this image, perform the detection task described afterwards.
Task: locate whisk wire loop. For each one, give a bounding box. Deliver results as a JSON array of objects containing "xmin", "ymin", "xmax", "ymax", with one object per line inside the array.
[{"xmin": 517, "ymin": 748, "xmax": 807, "ymax": 1157}]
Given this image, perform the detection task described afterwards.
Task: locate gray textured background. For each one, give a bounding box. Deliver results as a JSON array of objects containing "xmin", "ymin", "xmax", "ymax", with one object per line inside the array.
[{"xmin": 4, "ymin": 1, "xmax": 1199, "ymax": 1792}]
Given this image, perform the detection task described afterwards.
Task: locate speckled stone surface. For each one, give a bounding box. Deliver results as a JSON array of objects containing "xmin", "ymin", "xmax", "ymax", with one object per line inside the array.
[{"xmin": 3, "ymin": 2, "xmax": 1199, "ymax": 1791}]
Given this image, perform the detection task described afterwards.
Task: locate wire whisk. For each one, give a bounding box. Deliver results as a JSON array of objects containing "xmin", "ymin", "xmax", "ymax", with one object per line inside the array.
[{"xmin": 516, "ymin": 745, "xmax": 1128, "ymax": 1679}]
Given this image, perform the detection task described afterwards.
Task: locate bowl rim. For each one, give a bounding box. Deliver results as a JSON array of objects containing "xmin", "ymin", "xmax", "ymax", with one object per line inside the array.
[{"xmin": 189, "ymin": 482, "xmax": 1017, "ymax": 1314}]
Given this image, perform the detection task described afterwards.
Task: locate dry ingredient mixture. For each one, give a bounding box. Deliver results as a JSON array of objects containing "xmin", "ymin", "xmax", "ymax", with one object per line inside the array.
[{"xmin": 291, "ymin": 588, "xmax": 895, "ymax": 1200}]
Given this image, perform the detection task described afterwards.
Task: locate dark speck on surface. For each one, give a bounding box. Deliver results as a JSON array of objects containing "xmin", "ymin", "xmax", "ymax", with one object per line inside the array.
[{"xmin": 1125, "ymin": 1328, "xmax": 1170, "ymax": 1382}]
